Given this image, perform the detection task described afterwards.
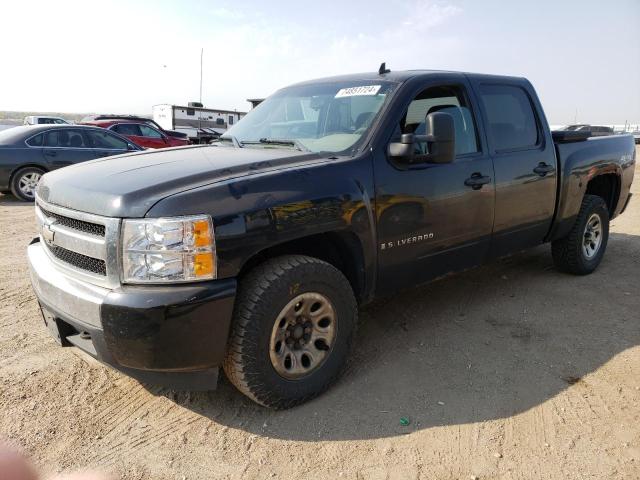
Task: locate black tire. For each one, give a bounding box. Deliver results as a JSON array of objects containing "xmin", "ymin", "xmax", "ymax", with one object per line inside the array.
[
  {"xmin": 223, "ymin": 255, "xmax": 357, "ymax": 409},
  {"xmin": 10, "ymin": 166, "xmax": 45, "ymax": 202},
  {"xmin": 551, "ymin": 194, "xmax": 610, "ymax": 275}
]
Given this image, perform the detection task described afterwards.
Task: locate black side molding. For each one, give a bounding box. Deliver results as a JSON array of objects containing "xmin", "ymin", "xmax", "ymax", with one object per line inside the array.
[
  {"xmin": 620, "ymin": 193, "xmax": 633, "ymax": 215},
  {"xmin": 552, "ymin": 130, "xmax": 590, "ymax": 143}
]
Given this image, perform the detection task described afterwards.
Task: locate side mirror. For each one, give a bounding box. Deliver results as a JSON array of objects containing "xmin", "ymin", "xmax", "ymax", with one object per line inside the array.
[
  {"xmin": 388, "ymin": 111, "xmax": 455, "ymax": 164},
  {"xmin": 127, "ymin": 143, "xmax": 137, "ymax": 151}
]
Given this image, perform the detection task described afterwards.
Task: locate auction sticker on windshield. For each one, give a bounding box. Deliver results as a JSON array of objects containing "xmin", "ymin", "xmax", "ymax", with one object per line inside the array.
[{"xmin": 335, "ymin": 85, "xmax": 381, "ymax": 98}]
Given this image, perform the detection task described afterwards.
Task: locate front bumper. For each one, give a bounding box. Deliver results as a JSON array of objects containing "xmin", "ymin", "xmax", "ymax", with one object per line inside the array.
[{"xmin": 28, "ymin": 238, "xmax": 237, "ymax": 390}]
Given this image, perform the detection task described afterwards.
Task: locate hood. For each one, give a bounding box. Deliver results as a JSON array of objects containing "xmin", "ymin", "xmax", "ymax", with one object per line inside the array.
[{"xmin": 37, "ymin": 144, "xmax": 321, "ymax": 217}]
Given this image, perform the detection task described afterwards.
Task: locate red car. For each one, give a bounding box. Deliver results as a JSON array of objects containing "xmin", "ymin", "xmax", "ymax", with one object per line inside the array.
[{"xmin": 80, "ymin": 119, "xmax": 190, "ymax": 149}]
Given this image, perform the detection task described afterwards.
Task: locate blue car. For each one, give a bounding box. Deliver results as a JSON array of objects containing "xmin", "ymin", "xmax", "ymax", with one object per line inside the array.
[{"xmin": 0, "ymin": 124, "xmax": 142, "ymax": 201}]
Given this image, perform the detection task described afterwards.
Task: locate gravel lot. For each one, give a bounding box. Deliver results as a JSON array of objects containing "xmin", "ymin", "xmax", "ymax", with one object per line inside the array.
[{"xmin": 1, "ymin": 148, "xmax": 639, "ymax": 479}]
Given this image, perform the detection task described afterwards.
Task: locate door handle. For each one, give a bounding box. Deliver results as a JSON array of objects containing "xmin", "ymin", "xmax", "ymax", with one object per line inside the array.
[
  {"xmin": 44, "ymin": 150, "xmax": 57, "ymax": 157},
  {"xmin": 533, "ymin": 162, "xmax": 554, "ymax": 176},
  {"xmin": 464, "ymin": 173, "xmax": 491, "ymax": 190}
]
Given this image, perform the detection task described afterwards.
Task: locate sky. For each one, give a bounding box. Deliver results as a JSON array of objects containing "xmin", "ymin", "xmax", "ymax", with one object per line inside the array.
[{"xmin": 1, "ymin": 0, "xmax": 639, "ymax": 124}]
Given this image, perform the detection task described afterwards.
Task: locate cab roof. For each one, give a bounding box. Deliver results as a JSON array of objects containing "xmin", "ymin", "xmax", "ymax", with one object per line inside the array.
[{"xmin": 289, "ymin": 69, "xmax": 528, "ymax": 87}]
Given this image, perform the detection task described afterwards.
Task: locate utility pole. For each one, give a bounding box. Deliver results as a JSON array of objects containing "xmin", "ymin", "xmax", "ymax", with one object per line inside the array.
[{"xmin": 199, "ymin": 48, "xmax": 203, "ymax": 104}]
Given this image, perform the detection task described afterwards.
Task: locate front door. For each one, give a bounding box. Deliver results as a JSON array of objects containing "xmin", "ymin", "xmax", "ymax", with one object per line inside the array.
[
  {"xmin": 137, "ymin": 124, "xmax": 169, "ymax": 149},
  {"xmin": 374, "ymin": 78, "xmax": 495, "ymax": 294},
  {"xmin": 85, "ymin": 129, "xmax": 131, "ymax": 159}
]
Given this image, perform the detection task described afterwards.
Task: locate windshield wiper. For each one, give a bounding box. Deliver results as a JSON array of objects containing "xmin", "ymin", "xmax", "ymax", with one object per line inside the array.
[
  {"xmin": 218, "ymin": 134, "xmax": 242, "ymax": 148},
  {"xmin": 240, "ymin": 138, "xmax": 309, "ymax": 152}
]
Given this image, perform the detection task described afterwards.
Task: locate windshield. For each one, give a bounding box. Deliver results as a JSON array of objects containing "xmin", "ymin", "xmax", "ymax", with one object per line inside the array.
[{"xmin": 224, "ymin": 80, "xmax": 397, "ymax": 154}]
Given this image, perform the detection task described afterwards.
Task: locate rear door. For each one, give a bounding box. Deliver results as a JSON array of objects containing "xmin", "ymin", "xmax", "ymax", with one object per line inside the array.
[
  {"xmin": 469, "ymin": 80, "xmax": 557, "ymax": 257},
  {"xmin": 41, "ymin": 129, "xmax": 96, "ymax": 168},
  {"xmin": 85, "ymin": 129, "xmax": 131, "ymax": 158},
  {"xmin": 374, "ymin": 75, "xmax": 495, "ymax": 294}
]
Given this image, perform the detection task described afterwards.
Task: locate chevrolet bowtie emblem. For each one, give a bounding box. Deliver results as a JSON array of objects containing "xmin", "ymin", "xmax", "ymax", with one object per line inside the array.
[{"xmin": 42, "ymin": 222, "xmax": 55, "ymax": 245}]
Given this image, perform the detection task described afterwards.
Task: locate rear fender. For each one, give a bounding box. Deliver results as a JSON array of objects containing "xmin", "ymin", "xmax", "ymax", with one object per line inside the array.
[{"xmin": 547, "ymin": 135, "xmax": 634, "ymax": 241}]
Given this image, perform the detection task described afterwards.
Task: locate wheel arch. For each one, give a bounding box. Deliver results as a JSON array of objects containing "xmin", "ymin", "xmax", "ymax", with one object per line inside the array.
[
  {"xmin": 237, "ymin": 230, "xmax": 369, "ymax": 304},
  {"xmin": 584, "ymin": 172, "xmax": 621, "ymax": 217}
]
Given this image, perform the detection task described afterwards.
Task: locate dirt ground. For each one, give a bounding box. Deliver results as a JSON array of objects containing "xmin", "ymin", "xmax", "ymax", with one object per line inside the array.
[{"xmin": 1, "ymin": 149, "xmax": 639, "ymax": 480}]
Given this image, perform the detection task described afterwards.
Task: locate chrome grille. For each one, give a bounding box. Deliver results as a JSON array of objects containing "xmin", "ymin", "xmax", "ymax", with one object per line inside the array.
[
  {"xmin": 35, "ymin": 197, "xmax": 121, "ymax": 289},
  {"xmin": 47, "ymin": 244, "xmax": 107, "ymax": 275},
  {"xmin": 39, "ymin": 206, "xmax": 105, "ymax": 237}
]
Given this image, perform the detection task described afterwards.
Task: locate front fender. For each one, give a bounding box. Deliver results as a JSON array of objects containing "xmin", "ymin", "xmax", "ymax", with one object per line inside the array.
[{"xmin": 146, "ymin": 153, "xmax": 377, "ymax": 288}]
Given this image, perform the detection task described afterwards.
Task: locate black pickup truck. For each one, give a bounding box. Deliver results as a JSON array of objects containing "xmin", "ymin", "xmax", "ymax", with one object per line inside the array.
[{"xmin": 28, "ymin": 69, "xmax": 635, "ymax": 408}]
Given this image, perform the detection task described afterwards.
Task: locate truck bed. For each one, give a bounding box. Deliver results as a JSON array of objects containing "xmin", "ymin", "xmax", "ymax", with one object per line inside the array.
[{"xmin": 549, "ymin": 133, "xmax": 636, "ymax": 241}]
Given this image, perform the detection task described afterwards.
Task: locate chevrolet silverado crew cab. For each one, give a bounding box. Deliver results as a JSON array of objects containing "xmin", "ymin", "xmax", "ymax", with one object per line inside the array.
[{"xmin": 28, "ymin": 68, "xmax": 635, "ymax": 408}]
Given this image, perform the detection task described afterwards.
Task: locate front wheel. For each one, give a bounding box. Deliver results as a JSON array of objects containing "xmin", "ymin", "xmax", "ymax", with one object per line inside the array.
[
  {"xmin": 551, "ymin": 194, "xmax": 610, "ymax": 275},
  {"xmin": 223, "ymin": 255, "xmax": 357, "ymax": 409},
  {"xmin": 10, "ymin": 166, "xmax": 45, "ymax": 202}
]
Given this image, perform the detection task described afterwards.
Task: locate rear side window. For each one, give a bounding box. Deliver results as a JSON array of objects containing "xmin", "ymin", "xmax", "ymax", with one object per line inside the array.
[
  {"xmin": 113, "ymin": 124, "xmax": 142, "ymax": 136},
  {"xmin": 26, "ymin": 133, "xmax": 44, "ymax": 146},
  {"xmin": 479, "ymin": 84, "xmax": 539, "ymax": 151},
  {"xmin": 44, "ymin": 129, "xmax": 87, "ymax": 148}
]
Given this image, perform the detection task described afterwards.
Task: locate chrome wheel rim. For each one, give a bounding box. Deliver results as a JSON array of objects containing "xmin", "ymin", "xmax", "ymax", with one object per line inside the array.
[
  {"xmin": 269, "ymin": 292, "xmax": 337, "ymax": 379},
  {"xmin": 582, "ymin": 213, "xmax": 603, "ymax": 259},
  {"xmin": 18, "ymin": 172, "xmax": 41, "ymax": 199}
]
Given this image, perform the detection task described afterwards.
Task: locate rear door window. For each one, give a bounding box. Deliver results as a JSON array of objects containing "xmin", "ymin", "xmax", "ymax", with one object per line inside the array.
[
  {"xmin": 479, "ymin": 84, "xmax": 539, "ymax": 151},
  {"xmin": 44, "ymin": 129, "xmax": 88, "ymax": 148}
]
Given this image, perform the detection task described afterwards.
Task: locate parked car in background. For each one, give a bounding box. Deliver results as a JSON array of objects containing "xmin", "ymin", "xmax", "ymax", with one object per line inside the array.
[
  {"xmin": 560, "ymin": 124, "xmax": 614, "ymax": 136},
  {"xmin": 81, "ymin": 115, "xmax": 189, "ymax": 141},
  {"xmin": 0, "ymin": 125, "xmax": 142, "ymax": 201},
  {"xmin": 80, "ymin": 119, "xmax": 190, "ymax": 149},
  {"xmin": 23, "ymin": 116, "xmax": 69, "ymax": 125},
  {"xmin": 589, "ymin": 125, "xmax": 615, "ymax": 136},
  {"xmin": 562, "ymin": 124, "xmax": 590, "ymax": 131}
]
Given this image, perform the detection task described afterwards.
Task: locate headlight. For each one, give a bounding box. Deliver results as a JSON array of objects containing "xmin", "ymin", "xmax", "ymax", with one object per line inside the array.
[{"xmin": 121, "ymin": 215, "xmax": 215, "ymax": 284}]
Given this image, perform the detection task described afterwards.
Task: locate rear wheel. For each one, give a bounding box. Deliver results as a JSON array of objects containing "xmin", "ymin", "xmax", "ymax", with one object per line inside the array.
[
  {"xmin": 223, "ymin": 255, "xmax": 357, "ymax": 409},
  {"xmin": 551, "ymin": 194, "xmax": 609, "ymax": 275},
  {"xmin": 10, "ymin": 167, "xmax": 45, "ymax": 202}
]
